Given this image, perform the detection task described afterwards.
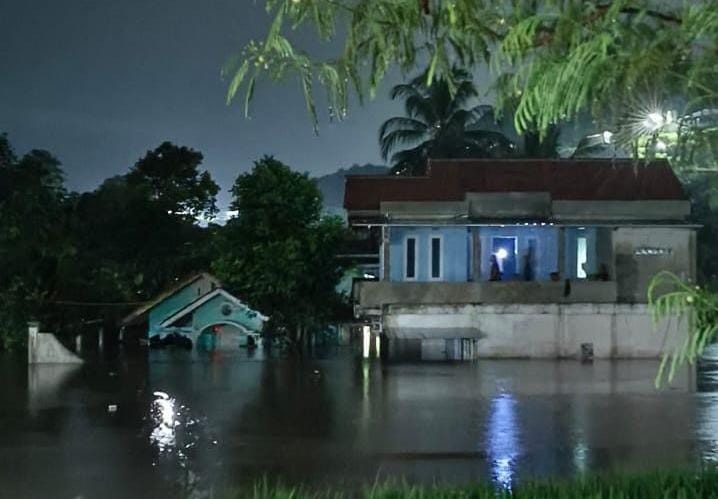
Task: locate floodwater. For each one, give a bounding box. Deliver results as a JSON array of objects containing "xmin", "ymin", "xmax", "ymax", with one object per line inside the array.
[{"xmin": 2, "ymin": 345, "xmax": 718, "ymax": 498}]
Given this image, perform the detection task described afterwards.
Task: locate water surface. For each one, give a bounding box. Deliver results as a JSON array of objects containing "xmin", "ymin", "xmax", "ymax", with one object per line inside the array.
[{"xmin": 1, "ymin": 346, "xmax": 717, "ymax": 498}]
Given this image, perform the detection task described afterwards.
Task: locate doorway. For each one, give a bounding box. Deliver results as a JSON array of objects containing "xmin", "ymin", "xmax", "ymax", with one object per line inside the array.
[{"xmin": 492, "ymin": 237, "xmax": 517, "ymax": 280}]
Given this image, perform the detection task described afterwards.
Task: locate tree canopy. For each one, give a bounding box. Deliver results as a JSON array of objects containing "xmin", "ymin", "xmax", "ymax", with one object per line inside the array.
[
  {"xmin": 379, "ymin": 68, "xmax": 515, "ymax": 175},
  {"xmin": 127, "ymin": 141, "xmax": 219, "ymax": 220},
  {"xmin": 0, "ymin": 137, "xmax": 220, "ymax": 350},
  {"xmin": 213, "ymin": 156, "xmax": 348, "ymax": 341},
  {"xmin": 0, "ymin": 144, "xmax": 71, "ymax": 349}
]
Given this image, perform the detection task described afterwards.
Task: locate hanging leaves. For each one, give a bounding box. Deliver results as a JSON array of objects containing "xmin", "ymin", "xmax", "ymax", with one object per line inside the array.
[{"xmin": 223, "ymin": 0, "xmax": 716, "ymax": 138}]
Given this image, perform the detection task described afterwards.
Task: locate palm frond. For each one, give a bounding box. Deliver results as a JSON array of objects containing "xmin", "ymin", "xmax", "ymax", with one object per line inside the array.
[
  {"xmin": 379, "ymin": 129, "xmax": 427, "ymax": 160},
  {"xmin": 390, "ymin": 141, "xmax": 431, "ymax": 174},
  {"xmin": 389, "ymin": 83, "xmax": 424, "ymax": 101},
  {"xmin": 404, "ymin": 94, "xmax": 437, "ymax": 123},
  {"xmin": 378, "ymin": 117, "xmax": 427, "ymax": 138}
]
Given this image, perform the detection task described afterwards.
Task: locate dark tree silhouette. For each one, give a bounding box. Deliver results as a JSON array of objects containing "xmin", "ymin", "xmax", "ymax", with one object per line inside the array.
[
  {"xmin": 127, "ymin": 141, "xmax": 219, "ymax": 220},
  {"xmin": 379, "ymin": 68, "xmax": 515, "ymax": 175}
]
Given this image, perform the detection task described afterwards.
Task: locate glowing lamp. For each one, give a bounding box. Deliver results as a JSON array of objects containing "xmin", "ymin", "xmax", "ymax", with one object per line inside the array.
[{"xmin": 643, "ymin": 112, "xmax": 665, "ymax": 131}]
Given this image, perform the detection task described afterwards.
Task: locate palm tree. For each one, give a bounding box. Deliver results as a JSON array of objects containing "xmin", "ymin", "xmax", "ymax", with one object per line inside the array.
[{"xmin": 379, "ymin": 68, "xmax": 515, "ymax": 175}]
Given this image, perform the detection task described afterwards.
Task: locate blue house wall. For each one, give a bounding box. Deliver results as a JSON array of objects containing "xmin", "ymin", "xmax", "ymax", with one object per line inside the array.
[
  {"xmin": 388, "ymin": 226, "xmax": 469, "ymax": 282},
  {"xmin": 386, "ymin": 225, "xmax": 610, "ymax": 283}
]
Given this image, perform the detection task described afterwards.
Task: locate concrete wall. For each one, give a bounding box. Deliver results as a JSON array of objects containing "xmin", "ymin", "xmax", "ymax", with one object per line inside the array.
[
  {"xmin": 382, "ymin": 303, "xmax": 685, "ymax": 359},
  {"xmin": 355, "ymin": 280, "xmax": 617, "ymax": 309},
  {"xmin": 613, "ymin": 227, "xmax": 696, "ymax": 303},
  {"xmin": 27, "ymin": 324, "xmax": 83, "ymax": 364},
  {"xmin": 388, "ymin": 226, "xmax": 469, "ymax": 282},
  {"xmin": 552, "ymin": 200, "xmax": 691, "ymax": 221},
  {"xmin": 467, "ymin": 192, "xmax": 551, "ymax": 219},
  {"xmin": 380, "ymin": 198, "xmax": 691, "ymax": 223}
]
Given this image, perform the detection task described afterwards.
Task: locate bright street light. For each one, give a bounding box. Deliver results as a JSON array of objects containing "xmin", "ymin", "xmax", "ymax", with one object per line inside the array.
[{"xmin": 643, "ymin": 112, "xmax": 664, "ymax": 131}]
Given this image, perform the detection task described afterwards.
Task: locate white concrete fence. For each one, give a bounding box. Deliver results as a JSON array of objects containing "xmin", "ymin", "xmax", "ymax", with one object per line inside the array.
[{"xmin": 27, "ymin": 322, "xmax": 84, "ymax": 364}]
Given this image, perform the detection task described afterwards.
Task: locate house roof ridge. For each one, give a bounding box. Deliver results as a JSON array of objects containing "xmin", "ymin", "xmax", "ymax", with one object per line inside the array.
[{"xmin": 121, "ymin": 272, "xmax": 221, "ymax": 326}]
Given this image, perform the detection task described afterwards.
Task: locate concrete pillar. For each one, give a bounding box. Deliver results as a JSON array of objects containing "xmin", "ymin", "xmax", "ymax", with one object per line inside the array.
[
  {"xmin": 27, "ymin": 321, "xmax": 39, "ymax": 364},
  {"xmin": 471, "ymin": 228, "xmax": 481, "ymax": 281},
  {"xmin": 557, "ymin": 227, "xmax": 566, "ymax": 278},
  {"xmin": 382, "ymin": 226, "xmax": 391, "ymax": 281}
]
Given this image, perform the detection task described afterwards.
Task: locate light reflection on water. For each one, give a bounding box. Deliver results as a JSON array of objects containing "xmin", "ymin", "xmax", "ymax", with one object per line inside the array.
[
  {"xmin": 150, "ymin": 391, "xmax": 177, "ymax": 454},
  {"xmin": 148, "ymin": 389, "xmax": 216, "ymax": 497},
  {"xmin": 487, "ymin": 393, "xmax": 519, "ymax": 488}
]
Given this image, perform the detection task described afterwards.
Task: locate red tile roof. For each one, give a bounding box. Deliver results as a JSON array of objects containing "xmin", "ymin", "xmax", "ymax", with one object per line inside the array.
[{"xmin": 344, "ymin": 159, "xmax": 686, "ymax": 211}]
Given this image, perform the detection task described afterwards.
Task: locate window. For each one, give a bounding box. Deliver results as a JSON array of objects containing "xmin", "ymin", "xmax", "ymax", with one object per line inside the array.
[
  {"xmin": 430, "ymin": 236, "xmax": 442, "ymax": 279},
  {"xmin": 577, "ymin": 237, "xmax": 587, "ymax": 278},
  {"xmin": 405, "ymin": 237, "xmax": 417, "ymax": 279}
]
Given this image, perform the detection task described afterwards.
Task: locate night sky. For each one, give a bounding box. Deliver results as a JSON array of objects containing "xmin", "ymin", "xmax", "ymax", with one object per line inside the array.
[{"xmin": 1, "ymin": 1, "xmax": 405, "ymax": 208}]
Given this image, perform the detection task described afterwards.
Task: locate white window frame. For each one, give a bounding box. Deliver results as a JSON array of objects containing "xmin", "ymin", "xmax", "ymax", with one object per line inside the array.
[
  {"xmin": 429, "ymin": 234, "xmax": 443, "ymax": 281},
  {"xmin": 404, "ymin": 235, "xmax": 418, "ymax": 281}
]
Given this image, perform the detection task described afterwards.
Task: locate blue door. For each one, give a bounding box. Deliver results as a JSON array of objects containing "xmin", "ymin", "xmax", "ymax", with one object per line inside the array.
[{"xmin": 492, "ymin": 237, "xmax": 517, "ymax": 280}]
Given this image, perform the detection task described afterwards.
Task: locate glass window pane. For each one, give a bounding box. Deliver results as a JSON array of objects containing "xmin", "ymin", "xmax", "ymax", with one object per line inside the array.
[
  {"xmin": 431, "ymin": 237, "xmax": 441, "ymax": 278},
  {"xmin": 406, "ymin": 238, "xmax": 416, "ymax": 278}
]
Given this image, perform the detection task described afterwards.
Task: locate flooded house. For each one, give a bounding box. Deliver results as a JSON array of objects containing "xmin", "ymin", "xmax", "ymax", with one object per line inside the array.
[
  {"xmin": 345, "ymin": 159, "xmax": 697, "ymax": 360},
  {"xmin": 121, "ymin": 273, "xmax": 267, "ymax": 349}
]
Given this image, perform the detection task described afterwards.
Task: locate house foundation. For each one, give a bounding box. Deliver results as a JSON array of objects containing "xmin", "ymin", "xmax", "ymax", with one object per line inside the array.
[{"xmin": 381, "ymin": 303, "xmax": 685, "ymax": 360}]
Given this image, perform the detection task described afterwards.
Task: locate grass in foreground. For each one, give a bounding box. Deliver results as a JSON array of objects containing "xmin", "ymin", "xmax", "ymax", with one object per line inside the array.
[{"xmin": 228, "ymin": 470, "xmax": 718, "ymax": 498}]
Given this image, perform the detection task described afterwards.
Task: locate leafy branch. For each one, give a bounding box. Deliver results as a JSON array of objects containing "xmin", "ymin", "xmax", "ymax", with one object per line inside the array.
[
  {"xmin": 648, "ymin": 271, "xmax": 718, "ymax": 387},
  {"xmin": 224, "ymin": 1, "xmax": 717, "ymax": 140}
]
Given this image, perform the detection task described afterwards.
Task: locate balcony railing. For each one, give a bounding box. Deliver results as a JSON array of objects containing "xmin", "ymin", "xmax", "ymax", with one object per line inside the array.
[{"xmin": 353, "ymin": 280, "xmax": 618, "ymax": 309}]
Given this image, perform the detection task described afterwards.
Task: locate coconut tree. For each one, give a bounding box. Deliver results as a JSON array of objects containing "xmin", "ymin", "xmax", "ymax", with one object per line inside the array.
[{"xmin": 379, "ymin": 69, "xmax": 515, "ymax": 175}]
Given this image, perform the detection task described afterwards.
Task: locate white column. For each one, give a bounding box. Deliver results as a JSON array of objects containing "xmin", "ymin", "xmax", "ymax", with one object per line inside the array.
[{"xmin": 27, "ymin": 321, "xmax": 39, "ymax": 364}]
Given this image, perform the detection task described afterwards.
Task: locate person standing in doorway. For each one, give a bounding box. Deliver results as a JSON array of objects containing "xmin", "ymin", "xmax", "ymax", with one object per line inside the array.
[{"xmin": 489, "ymin": 255, "xmax": 502, "ymax": 281}]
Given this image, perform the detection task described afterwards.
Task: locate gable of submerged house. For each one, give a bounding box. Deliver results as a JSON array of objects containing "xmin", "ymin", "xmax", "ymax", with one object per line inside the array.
[
  {"xmin": 121, "ymin": 273, "xmax": 266, "ymax": 346},
  {"xmin": 344, "ymin": 159, "xmax": 696, "ymax": 360}
]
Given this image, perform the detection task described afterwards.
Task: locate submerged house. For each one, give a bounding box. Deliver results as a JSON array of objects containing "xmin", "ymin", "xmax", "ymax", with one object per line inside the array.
[
  {"xmin": 345, "ymin": 159, "xmax": 696, "ymax": 360},
  {"xmin": 121, "ymin": 273, "xmax": 267, "ymax": 348}
]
